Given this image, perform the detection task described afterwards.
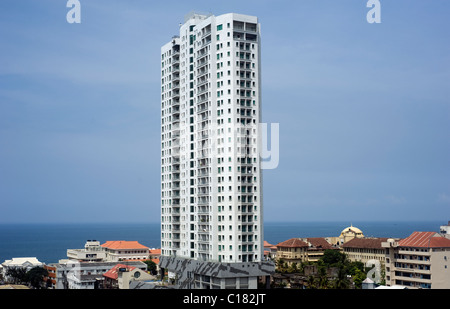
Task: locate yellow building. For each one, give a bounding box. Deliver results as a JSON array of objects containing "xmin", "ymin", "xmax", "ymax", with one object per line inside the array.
[
  {"xmin": 276, "ymin": 238, "xmax": 309, "ymax": 266},
  {"xmin": 325, "ymin": 225, "xmax": 365, "ymax": 246},
  {"xmin": 342, "ymin": 237, "xmax": 388, "ymax": 265},
  {"xmin": 276, "ymin": 238, "xmax": 338, "ymax": 266},
  {"xmin": 339, "ymin": 225, "xmax": 364, "ymax": 243}
]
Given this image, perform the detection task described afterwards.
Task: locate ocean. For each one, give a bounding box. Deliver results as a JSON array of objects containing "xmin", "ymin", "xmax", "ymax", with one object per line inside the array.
[{"xmin": 0, "ymin": 220, "xmax": 445, "ymax": 265}]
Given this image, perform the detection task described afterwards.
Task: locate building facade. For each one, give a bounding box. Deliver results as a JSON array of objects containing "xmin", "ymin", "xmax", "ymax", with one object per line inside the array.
[
  {"xmin": 44, "ymin": 260, "xmax": 147, "ymax": 289},
  {"xmin": 66, "ymin": 240, "xmax": 149, "ymax": 262},
  {"xmin": 382, "ymin": 232, "xmax": 450, "ymax": 289},
  {"xmin": 275, "ymin": 238, "xmax": 338, "ymax": 266},
  {"xmin": 103, "ymin": 263, "xmax": 156, "ymax": 289},
  {"xmin": 159, "ymin": 12, "xmax": 274, "ymax": 288},
  {"xmin": 276, "ymin": 238, "xmax": 309, "ymax": 266},
  {"xmin": 1, "ymin": 257, "xmax": 43, "ymax": 283},
  {"xmin": 342, "ymin": 237, "xmax": 388, "ymax": 266},
  {"xmin": 440, "ymin": 221, "xmax": 450, "ymax": 238},
  {"xmin": 67, "ymin": 240, "xmax": 107, "ymax": 262},
  {"xmin": 101, "ymin": 241, "xmax": 150, "ymax": 262}
]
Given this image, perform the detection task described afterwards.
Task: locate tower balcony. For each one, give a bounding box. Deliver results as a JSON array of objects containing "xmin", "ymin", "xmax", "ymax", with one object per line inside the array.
[
  {"xmin": 198, "ymin": 205, "xmax": 210, "ymax": 214},
  {"xmin": 198, "ymin": 189, "xmax": 210, "ymax": 196},
  {"xmin": 197, "ymin": 197, "xmax": 209, "ymax": 205}
]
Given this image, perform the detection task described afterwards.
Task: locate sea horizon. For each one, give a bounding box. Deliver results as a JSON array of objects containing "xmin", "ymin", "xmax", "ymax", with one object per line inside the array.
[{"xmin": 0, "ymin": 220, "xmax": 446, "ymax": 264}]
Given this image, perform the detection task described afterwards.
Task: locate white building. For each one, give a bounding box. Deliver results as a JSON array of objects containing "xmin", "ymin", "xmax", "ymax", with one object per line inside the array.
[
  {"xmin": 66, "ymin": 240, "xmax": 149, "ymax": 263},
  {"xmin": 159, "ymin": 12, "xmax": 274, "ymax": 288},
  {"xmin": 67, "ymin": 240, "xmax": 107, "ymax": 262},
  {"xmin": 45, "ymin": 260, "xmax": 147, "ymax": 289},
  {"xmin": 1, "ymin": 257, "xmax": 43, "ymax": 283},
  {"xmin": 440, "ymin": 221, "xmax": 450, "ymax": 238}
]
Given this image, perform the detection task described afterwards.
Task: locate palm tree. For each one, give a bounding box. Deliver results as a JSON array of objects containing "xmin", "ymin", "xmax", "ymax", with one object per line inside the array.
[
  {"xmin": 275, "ymin": 258, "xmax": 286, "ymax": 272},
  {"xmin": 287, "ymin": 262, "xmax": 298, "ymax": 273},
  {"xmin": 306, "ymin": 275, "xmax": 316, "ymax": 289},
  {"xmin": 317, "ymin": 265, "xmax": 329, "ymax": 289},
  {"xmin": 332, "ymin": 262, "xmax": 350, "ymax": 289}
]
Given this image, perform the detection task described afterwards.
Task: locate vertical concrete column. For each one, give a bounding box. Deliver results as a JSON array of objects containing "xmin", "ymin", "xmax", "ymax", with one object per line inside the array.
[
  {"xmin": 265, "ymin": 275, "xmax": 271, "ymax": 289},
  {"xmin": 159, "ymin": 267, "xmax": 165, "ymax": 281}
]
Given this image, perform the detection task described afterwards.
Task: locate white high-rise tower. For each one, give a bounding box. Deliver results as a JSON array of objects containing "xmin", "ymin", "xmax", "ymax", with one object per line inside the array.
[{"xmin": 159, "ymin": 12, "xmax": 273, "ymax": 289}]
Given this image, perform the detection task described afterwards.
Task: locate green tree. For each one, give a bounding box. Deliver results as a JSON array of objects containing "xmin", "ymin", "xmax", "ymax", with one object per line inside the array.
[
  {"xmin": 379, "ymin": 266, "xmax": 386, "ymax": 285},
  {"xmin": 352, "ymin": 268, "xmax": 366, "ymax": 289},
  {"xmin": 25, "ymin": 267, "xmax": 48, "ymax": 289},
  {"xmin": 306, "ymin": 275, "xmax": 317, "ymax": 289},
  {"xmin": 287, "ymin": 262, "xmax": 298, "ymax": 273},
  {"xmin": 5, "ymin": 267, "xmax": 27, "ymax": 284},
  {"xmin": 143, "ymin": 260, "xmax": 157, "ymax": 275},
  {"xmin": 348, "ymin": 261, "xmax": 364, "ymax": 276},
  {"xmin": 275, "ymin": 258, "xmax": 290, "ymax": 273},
  {"xmin": 321, "ymin": 250, "xmax": 348, "ymax": 267},
  {"xmin": 317, "ymin": 264, "xmax": 329, "ymax": 289},
  {"xmin": 332, "ymin": 263, "xmax": 350, "ymax": 289}
]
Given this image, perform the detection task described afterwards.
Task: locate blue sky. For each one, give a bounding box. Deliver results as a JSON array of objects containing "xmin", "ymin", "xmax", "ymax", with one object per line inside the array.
[{"xmin": 0, "ymin": 0, "xmax": 449, "ymax": 223}]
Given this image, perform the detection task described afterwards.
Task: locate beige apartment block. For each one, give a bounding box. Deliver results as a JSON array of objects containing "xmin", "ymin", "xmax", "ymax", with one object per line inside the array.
[
  {"xmin": 276, "ymin": 237, "xmax": 338, "ymax": 266},
  {"xmin": 276, "ymin": 238, "xmax": 309, "ymax": 266},
  {"xmin": 382, "ymin": 231, "xmax": 450, "ymax": 289},
  {"xmin": 343, "ymin": 237, "xmax": 389, "ymax": 265}
]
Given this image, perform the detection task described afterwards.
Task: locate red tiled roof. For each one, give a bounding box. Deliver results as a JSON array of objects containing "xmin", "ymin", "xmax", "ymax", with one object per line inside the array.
[
  {"xmin": 398, "ymin": 232, "xmax": 450, "ymax": 248},
  {"xmin": 149, "ymin": 248, "xmax": 161, "ymax": 255},
  {"xmin": 342, "ymin": 237, "xmax": 388, "ymax": 249},
  {"xmin": 103, "ymin": 264, "xmax": 136, "ymax": 280},
  {"xmin": 151, "ymin": 258, "xmax": 159, "ymax": 264},
  {"xmin": 306, "ymin": 237, "xmax": 333, "ymax": 250},
  {"xmin": 101, "ymin": 241, "xmax": 149, "ymax": 250},
  {"xmin": 263, "ymin": 241, "xmax": 274, "ymax": 247},
  {"xmin": 264, "ymin": 241, "xmax": 277, "ymax": 249},
  {"xmin": 276, "ymin": 238, "xmax": 308, "ymax": 248}
]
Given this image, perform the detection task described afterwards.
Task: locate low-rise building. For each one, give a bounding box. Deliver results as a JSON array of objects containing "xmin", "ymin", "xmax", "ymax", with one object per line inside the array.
[
  {"xmin": 149, "ymin": 248, "xmax": 161, "ymax": 264},
  {"xmin": 66, "ymin": 240, "xmax": 151, "ymax": 263},
  {"xmin": 44, "ymin": 260, "xmax": 147, "ymax": 289},
  {"xmin": 263, "ymin": 241, "xmax": 277, "ymax": 260},
  {"xmin": 101, "ymin": 241, "xmax": 150, "ymax": 262},
  {"xmin": 302, "ymin": 237, "xmax": 337, "ymax": 262},
  {"xmin": 440, "ymin": 221, "xmax": 450, "ymax": 238},
  {"xmin": 276, "ymin": 238, "xmax": 309, "ymax": 266},
  {"xmin": 67, "ymin": 240, "xmax": 107, "ymax": 262},
  {"xmin": 276, "ymin": 237, "xmax": 337, "ymax": 265},
  {"xmin": 382, "ymin": 231, "xmax": 450, "ymax": 289},
  {"xmin": 342, "ymin": 237, "xmax": 389, "ymax": 265},
  {"xmin": 326, "ymin": 224, "xmax": 365, "ymax": 246},
  {"xmin": 103, "ymin": 263, "xmax": 157, "ymax": 289},
  {"xmin": 1, "ymin": 257, "xmax": 43, "ymax": 283}
]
